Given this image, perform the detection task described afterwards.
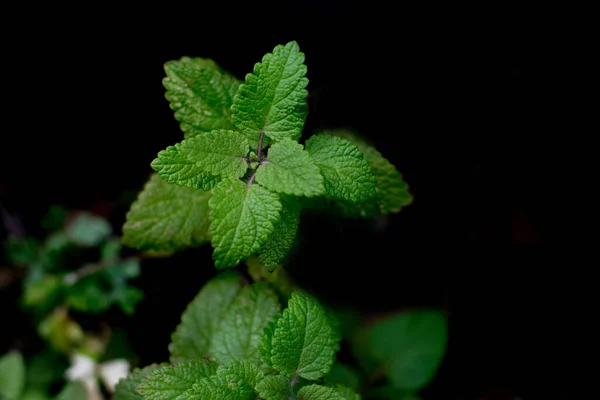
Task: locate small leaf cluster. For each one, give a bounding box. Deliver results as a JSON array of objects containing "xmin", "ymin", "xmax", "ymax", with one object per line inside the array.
[
  {"xmin": 115, "ymin": 271, "xmax": 360, "ymax": 399},
  {"xmin": 3, "ymin": 206, "xmax": 143, "ymax": 354},
  {"xmin": 122, "ymin": 41, "xmax": 412, "ymax": 269}
]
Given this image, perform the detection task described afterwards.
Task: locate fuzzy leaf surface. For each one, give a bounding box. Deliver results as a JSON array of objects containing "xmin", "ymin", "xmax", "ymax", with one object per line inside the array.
[
  {"xmin": 210, "ymin": 283, "xmax": 281, "ymax": 365},
  {"xmin": 258, "ymin": 195, "xmax": 301, "ymax": 270},
  {"xmin": 270, "ymin": 291, "xmax": 338, "ymax": 380},
  {"xmin": 231, "ymin": 41, "xmax": 308, "ymax": 147},
  {"xmin": 169, "ymin": 271, "xmax": 242, "ymax": 362},
  {"xmin": 137, "ymin": 359, "xmax": 218, "ymax": 399},
  {"xmin": 209, "ymin": 179, "xmax": 282, "ymax": 268},
  {"xmin": 164, "ymin": 57, "xmax": 240, "ymax": 138},
  {"xmin": 305, "ymin": 134, "xmax": 376, "ymax": 203},
  {"xmin": 255, "ymin": 138, "xmax": 324, "ymax": 197},
  {"xmin": 122, "ymin": 174, "xmax": 211, "ymax": 251}
]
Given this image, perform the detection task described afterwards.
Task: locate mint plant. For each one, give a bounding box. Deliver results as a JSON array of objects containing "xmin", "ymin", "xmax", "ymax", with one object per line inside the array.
[
  {"xmin": 115, "ymin": 270, "xmax": 358, "ymax": 400},
  {"xmin": 122, "ymin": 40, "xmax": 412, "ymax": 270},
  {"xmin": 112, "ymin": 40, "xmax": 440, "ymax": 400}
]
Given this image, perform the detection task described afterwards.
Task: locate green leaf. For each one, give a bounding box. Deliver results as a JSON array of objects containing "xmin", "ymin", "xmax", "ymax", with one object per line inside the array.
[
  {"xmin": 254, "ymin": 374, "xmax": 291, "ymax": 400},
  {"xmin": 194, "ymin": 360, "xmax": 263, "ymax": 399},
  {"xmin": 270, "ymin": 291, "xmax": 338, "ymax": 380},
  {"xmin": 326, "ymin": 363, "xmax": 361, "ymax": 391},
  {"xmin": 114, "ymin": 364, "xmax": 165, "ymax": 400},
  {"xmin": 163, "ymin": 57, "xmax": 240, "ymax": 138},
  {"xmin": 4, "ymin": 236, "xmax": 39, "ymax": 265},
  {"xmin": 150, "ymin": 144, "xmax": 218, "ymax": 191},
  {"xmin": 122, "ymin": 174, "xmax": 212, "ymax": 252},
  {"xmin": 152, "ymin": 130, "xmax": 249, "ymax": 184},
  {"xmin": 66, "ymin": 212, "xmax": 112, "ymax": 246},
  {"xmin": 259, "ymin": 317, "xmax": 278, "ymax": 368},
  {"xmin": 296, "ymin": 384, "xmax": 346, "ymax": 400},
  {"xmin": 37, "ymin": 309, "xmax": 84, "ymax": 353},
  {"xmin": 258, "ymin": 195, "xmax": 301, "ymax": 270},
  {"xmin": 55, "ymin": 380, "xmax": 87, "ymax": 400},
  {"xmin": 210, "ymin": 283, "xmax": 281, "ymax": 365},
  {"xmin": 247, "ymin": 256, "xmax": 298, "ymax": 302},
  {"xmin": 209, "ymin": 179, "xmax": 282, "ymax": 268},
  {"xmin": 101, "ymin": 238, "xmax": 122, "ymax": 262},
  {"xmin": 327, "ymin": 130, "xmax": 413, "ymax": 216},
  {"xmin": 326, "ymin": 384, "xmax": 362, "ymax": 400},
  {"xmin": 231, "ymin": 41, "xmax": 308, "ymax": 147},
  {"xmin": 0, "ymin": 351, "xmax": 25, "ymax": 400},
  {"xmin": 138, "ymin": 359, "xmax": 218, "ymax": 399},
  {"xmin": 255, "ymin": 138, "xmax": 324, "ymax": 197},
  {"xmin": 169, "ymin": 271, "xmax": 242, "ymax": 362},
  {"xmin": 305, "ymin": 134, "xmax": 377, "ymax": 203},
  {"xmin": 367, "ymin": 310, "xmax": 447, "ymax": 391},
  {"xmin": 23, "ymin": 274, "xmax": 62, "ymax": 307}
]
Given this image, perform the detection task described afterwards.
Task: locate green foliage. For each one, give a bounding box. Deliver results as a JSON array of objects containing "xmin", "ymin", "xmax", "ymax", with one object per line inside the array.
[
  {"xmin": 116, "ymin": 272, "xmax": 360, "ymax": 399},
  {"xmin": 305, "ymin": 134, "xmax": 376, "ymax": 203},
  {"xmin": 231, "ymin": 41, "xmax": 308, "ymax": 146},
  {"xmin": 255, "ymin": 138, "xmax": 325, "ymax": 197},
  {"xmin": 364, "ymin": 310, "xmax": 447, "ymax": 391},
  {"xmin": 163, "ymin": 56, "xmax": 240, "ymax": 138},
  {"xmin": 122, "ymin": 173, "xmax": 212, "ymax": 251},
  {"xmin": 267, "ymin": 291, "xmax": 338, "ymax": 380},
  {"xmin": 0, "ymin": 351, "xmax": 25, "ymax": 400},
  {"xmin": 122, "ymin": 40, "xmax": 412, "ymax": 271},
  {"xmin": 137, "ymin": 359, "xmax": 218, "ymax": 399},
  {"xmin": 114, "ymin": 364, "xmax": 166, "ymax": 400},
  {"xmin": 208, "ymin": 179, "xmax": 282, "ymax": 268}
]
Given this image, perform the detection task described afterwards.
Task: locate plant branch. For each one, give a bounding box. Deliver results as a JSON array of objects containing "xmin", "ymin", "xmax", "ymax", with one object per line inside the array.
[{"xmin": 64, "ymin": 255, "xmax": 143, "ymax": 284}]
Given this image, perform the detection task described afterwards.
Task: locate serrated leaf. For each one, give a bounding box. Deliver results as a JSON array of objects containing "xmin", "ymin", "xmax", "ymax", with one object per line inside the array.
[
  {"xmin": 0, "ymin": 351, "xmax": 25, "ymax": 400},
  {"xmin": 259, "ymin": 316, "xmax": 278, "ymax": 368},
  {"xmin": 66, "ymin": 212, "xmax": 112, "ymax": 246},
  {"xmin": 271, "ymin": 291, "xmax": 338, "ymax": 380},
  {"xmin": 297, "ymin": 384, "xmax": 346, "ymax": 400},
  {"xmin": 258, "ymin": 195, "xmax": 301, "ymax": 270},
  {"xmin": 164, "ymin": 57, "xmax": 240, "ymax": 138},
  {"xmin": 114, "ymin": 364, "xmax": 165, "ymax": 400},
  {"xmin": 305, "ymin": 134, "xmax": 377, "ymax": 203},
  {"xmin": 209, "ymin": 179, "xmax": 282, "ymax": 268},
  {"xmin": 122, "ymin": 174, "xmax": 212, "ymax": 252},
  {"xmin": 152, "ymin": 130, "xmax": 249, "ymax": 184},
  {"xmin": 367, "ymin": 310, "xmax": 447, "ymax": 391},
  {"xmin": 210, "ymin": 283, "xmax": 281, "ymax": 365},
  {"xmin": 137, "ymin": 359, "xmax": 218, "ymax": 399},
  {"xmin": 170, "ymin": 271, "xmax": 242, "ymax": 362},
  {"xmin": 150, "ymin": 143, "xmax": 220, "ymax": 191},
  {"xmin": 194, "ymin": 360, "xmax": 263, "ymax": 400},
  {"xmin": 326, "ymin": 130, "xmax": 413, "ymax": 216},
  {"xmin": 232, "ymin": 41, "xmax": 308, "ymax": 147},
  {"xmin": 255, "ymin": 374, "xmax": 291, "ymax": 400},
  {"xmin": 255, "ymin": 138, "xmax": 324, "ymax": 197}
]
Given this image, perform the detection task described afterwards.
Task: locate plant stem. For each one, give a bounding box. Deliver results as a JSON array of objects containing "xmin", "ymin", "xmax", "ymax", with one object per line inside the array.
[
  {"xmin": 247, "ymin": 130, "xmax": 265, "ymax": 189},
  {"xmin": 64, "ymin": 255, "xmax": 142, "ymax": 284}
]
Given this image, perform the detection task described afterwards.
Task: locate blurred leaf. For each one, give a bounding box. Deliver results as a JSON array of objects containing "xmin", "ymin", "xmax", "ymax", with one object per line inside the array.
[
  {"xmin": 38, "ymin": 308, "xmax": 84, "ymax": 353},
  {"xmin": 54, "ymin": 380, "xmax": 88, "ymax": 400},
  {"xmin": 66, "ymin": 274, "xmax": 111, "ymax": 313},
  {"xmin": 326, "ymin": 362, "xmax": 362, "ymax": 390},
  {"xmin": 4, "ymin": 236, "xmax": 40, "ymax": 266},
  {"xmin": 246, "ymin": 255, "xmax": 298, "ymax": 302},
  {"xmin": 101, "ymin": 238, "xmax": 122, "ymax": 262},
  {"xmin": 20, "ymin": 388, "xmax": 51, "ymax": 400},
  {"xmin": 25, "ymin": 349, "xmax": 68, "ymax": 390},
  {"xmin": 367, "ymin": 309, "xmax": 447, "ymax": 391},
  {"xmin": 41, "ymin": 205, "xmax": 68, "ymax": 232},
  {"xmin": 0, "ymin": 351, "xmax": 26, "ymax": 400},
  {"xmin": 41, "ymin": 232, "xmax": 76, "ymax": 271},
  {"xmin": 23, "ymin": 274, "xmax": 63, "ymax": 307},
  {"xmin": 66, "ymin": 259, "xmax": 142, "ymax": 315},
  {"xmin": 66, "ymin": 212, "xmax": 112, "ymax": 246}
]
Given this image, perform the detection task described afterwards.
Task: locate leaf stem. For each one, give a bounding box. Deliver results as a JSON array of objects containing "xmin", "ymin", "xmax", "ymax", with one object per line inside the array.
[
  {"xmin": 63, "ymin": 255, "xmax": 142, "ymax": 285},
  {"xmin": 247, "ymin": 130, "xmax": 266, "ymax": 189}
]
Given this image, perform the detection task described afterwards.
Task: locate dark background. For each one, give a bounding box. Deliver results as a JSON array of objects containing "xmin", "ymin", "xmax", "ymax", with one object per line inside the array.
[{"xmin": 1, "ymin": 2, "xmax": 567, "ymax": 399}]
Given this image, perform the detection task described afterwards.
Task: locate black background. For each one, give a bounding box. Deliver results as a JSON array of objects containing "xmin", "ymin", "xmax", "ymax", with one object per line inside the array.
[{"xmin": 1, "ymin": 2, "xmax": 572, "ymax": 399}]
